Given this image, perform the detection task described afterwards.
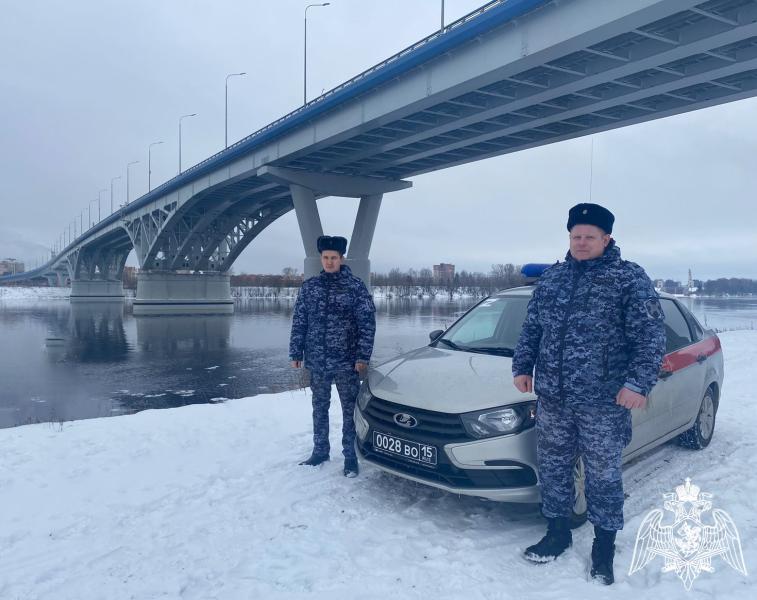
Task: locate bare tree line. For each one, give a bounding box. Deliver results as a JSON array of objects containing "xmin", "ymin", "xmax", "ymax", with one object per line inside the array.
[{"xmin": 228, "ymin": 263, "xmax": 525, "ymax": 296}]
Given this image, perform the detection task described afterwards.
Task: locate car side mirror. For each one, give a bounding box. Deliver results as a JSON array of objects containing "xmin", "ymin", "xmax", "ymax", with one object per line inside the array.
[{"xmin": 429, "ymin": 329, "xmax": 444, "ymax": 342}]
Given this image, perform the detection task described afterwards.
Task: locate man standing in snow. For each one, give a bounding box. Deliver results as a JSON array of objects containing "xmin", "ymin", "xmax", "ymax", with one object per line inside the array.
[
  {"xmin": 289, "ymin": 235, "xmax": 376, "ymax": 478},
  {"xmin": 512, "ymin": 203, "xmax": 665, "ymax": 585}
]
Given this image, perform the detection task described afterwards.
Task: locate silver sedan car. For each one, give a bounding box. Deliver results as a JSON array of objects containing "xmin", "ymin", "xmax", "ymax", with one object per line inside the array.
[{"xmin": 355, "ymin": 280, "xmax": 723, "ymax": 522}]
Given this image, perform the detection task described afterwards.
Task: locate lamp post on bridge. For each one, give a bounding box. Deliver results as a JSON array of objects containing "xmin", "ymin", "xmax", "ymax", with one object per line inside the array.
[
  {"xmin": 148, "ymin": 141, "xmax": 163, "ymax": 192},
  {"xmin": 441, "ymin": 0, "xmax": 445, "ymax": 31},
  {"xmin": 127, "ymin": 160, "xmax": 139, "ymax": 204},
  {"xmin": 110, "ymin": 176, "xmax": 121, "ymax": 214},
  {"xmin": 79, "ymin": 210, "xmax": 85, "ymax": 235},
  {"xmin": 89, "ymin": 199, "xmax": 99, "ymax": 229},
  {"xmin": 304, "ymin": 3, "xmax": 330, "ymax": 105},
  {"xmin": 225, "ymin": 72, "xmax": 246, "ymax": 148},
  {"xmin": 98, "ymin": 189, "xmax": 107, "ymax": 223},
  {"xmin": 179, "ymin": 113, "xmax": 197, "ymax": 174}
]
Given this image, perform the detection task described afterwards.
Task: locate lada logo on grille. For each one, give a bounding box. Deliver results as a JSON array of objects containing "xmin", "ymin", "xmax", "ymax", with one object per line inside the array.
[{"xmin": 393, "ymin": 413, "xmax": 418, "ymax": 428}]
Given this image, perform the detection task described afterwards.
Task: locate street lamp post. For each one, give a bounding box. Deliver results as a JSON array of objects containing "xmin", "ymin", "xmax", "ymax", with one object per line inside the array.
[
  {"xmin": 179, "ymin": 113, "xmax": 197, "ymax": 173},
  {"xmin": 110, "ymin": 176, "xmax": 121, "ymax": 214},
  {"xmin": 148, "ymin": 141, "xmax": 163, "ymax": 191},
  {"xmin": 441, "ymin": 0, "xmax": 445, "ymax": 30},
  {"xmin": 80, "ymin": 209, "xmax": 85, "ymax": 234},
  {"xmin": 89, "ymin": 199, "xmax": 99, "ymax": 228},
  {"xmin": 304, "ymin": 3, "xmax": 330, "ymax": 105},
  {"xmin": 225, "ymin": 72, "xmax": 246, "ymax": 148},
  {"xmin": 127, "ymin": 160, "xmax": 139, "ymax": 204},
  {"xmin": 98, "ymin": 189, "xmax": 107, "ymax": 223}
]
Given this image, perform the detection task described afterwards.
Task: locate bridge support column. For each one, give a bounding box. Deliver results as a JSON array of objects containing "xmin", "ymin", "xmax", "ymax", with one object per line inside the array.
[
  {"xmin": 290, "ymin": 184, "xmax": 324, "ymax": 280},
  {"xmin": 133, "ymin": 271, "xmax": 233, "ymax": 316},
  {"xmin": 259, "ymin": 166, "xmax": 411, "ymax": 287},
  {"xmin": 345, "ymin": 194, "xmax": 382, "ymax": 287},
  {"xmin": 70, "ymin": 280, "xmax": 125, "ymax": 302}
]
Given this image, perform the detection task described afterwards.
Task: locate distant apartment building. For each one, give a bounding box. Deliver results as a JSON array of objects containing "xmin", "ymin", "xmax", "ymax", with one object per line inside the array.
[
  {"xmin": 0, "ymin": 258, "xmax": 25, "ymax": 276},
  {"xmin": 433, "ymin": 263, "xmax": 455, "ymax": 282}
]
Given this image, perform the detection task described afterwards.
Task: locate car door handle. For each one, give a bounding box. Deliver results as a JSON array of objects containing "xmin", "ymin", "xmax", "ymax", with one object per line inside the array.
[
  {"xmin": 696, "ymin": 354, "xmax": 707, "ymax": 364},
  {"xmin": 658, "ymin": 369, "xmax": 673, "ymax": 380}
]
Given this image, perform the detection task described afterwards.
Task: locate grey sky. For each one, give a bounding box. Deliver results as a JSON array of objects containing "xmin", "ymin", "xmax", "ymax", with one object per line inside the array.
[{"xmin": 1, "ymin": 0, "xmax": 756, "ymax": 282}]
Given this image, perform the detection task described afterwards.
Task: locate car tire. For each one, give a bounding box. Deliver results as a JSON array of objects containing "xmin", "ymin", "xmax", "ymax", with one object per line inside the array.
[
  {"xmin": 678, "ymin": 386, "xmax": 717, "ymax": 450},
  {"xmin": 570, "ymin": 457, "xmax": 588, "ymax": 529}
]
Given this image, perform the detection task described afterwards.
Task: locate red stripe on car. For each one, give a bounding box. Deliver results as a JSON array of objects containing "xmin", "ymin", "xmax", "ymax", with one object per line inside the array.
[{"xmin": 662, "ymin": 336, "xmax": 721, "ymax": 374}]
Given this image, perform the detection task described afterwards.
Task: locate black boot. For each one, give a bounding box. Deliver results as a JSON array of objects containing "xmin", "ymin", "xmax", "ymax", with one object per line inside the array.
[
  {"xmin": 343, "ymin": 457, "xmax": 359, "ymax": 478},
  {"xmin": 590, "ymin": 526, "xmax": 616, "ymax": 585},
  {"xmin": 299, "ymin": 452, "xmax": 329, "ymax": 466},
  {"xmin": 523, "ymin": 517, "xmax": 573, "ymax": 563}
]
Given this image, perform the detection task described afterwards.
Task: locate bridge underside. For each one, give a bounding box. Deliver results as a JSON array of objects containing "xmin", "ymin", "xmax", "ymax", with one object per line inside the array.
[{"xmin": 283, "ymin": 0, "xmax": 757, "ymax": 178}]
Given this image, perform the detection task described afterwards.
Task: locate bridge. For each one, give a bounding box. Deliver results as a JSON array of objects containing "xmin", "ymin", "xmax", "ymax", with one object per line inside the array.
[{"xmin": 4, "ymin": 0, "xmax": 757, "ymax": 313}]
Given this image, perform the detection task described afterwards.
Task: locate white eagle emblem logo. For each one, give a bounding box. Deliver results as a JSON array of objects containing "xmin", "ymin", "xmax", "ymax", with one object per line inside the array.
[{"xmin": 629, "ymin": 478, "xmax": 747, "ymax": 590}]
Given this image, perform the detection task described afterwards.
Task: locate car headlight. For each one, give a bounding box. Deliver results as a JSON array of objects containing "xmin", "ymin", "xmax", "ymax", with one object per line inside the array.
[
  {"xmin": 357, "ymin": 380, "xmax": 373, "ymax": 411},
  {"xmin": 460, "ymin": 402, "xmax": 537, "ymax": 439}
]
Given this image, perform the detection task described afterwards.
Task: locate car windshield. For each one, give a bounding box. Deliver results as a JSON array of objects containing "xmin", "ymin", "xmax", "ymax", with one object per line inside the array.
[{"xmin": 436, "ymin": 295, "xmax": 530, "ymax": 356}]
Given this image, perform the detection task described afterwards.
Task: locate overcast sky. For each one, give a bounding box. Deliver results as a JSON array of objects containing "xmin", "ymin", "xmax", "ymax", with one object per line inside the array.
[{"xmin": 2, "ymin": 0, "xmax": 756, "ymax": 282}]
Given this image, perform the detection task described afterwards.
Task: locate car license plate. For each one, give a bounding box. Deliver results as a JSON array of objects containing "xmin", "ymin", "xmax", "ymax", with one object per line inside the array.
[{"xmin": 372, "ymin": 430, "xmax": 437, "ymax": 466}]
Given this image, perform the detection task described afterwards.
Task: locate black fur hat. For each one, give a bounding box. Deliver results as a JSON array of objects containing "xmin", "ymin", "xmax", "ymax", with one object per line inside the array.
[
  {"xmin": 567, "ymin": 203, "xmax": 614, "ymax": 234},
  {"xmin": 316, "ymin": 235, "xmax": 348, "ymax": 255}
]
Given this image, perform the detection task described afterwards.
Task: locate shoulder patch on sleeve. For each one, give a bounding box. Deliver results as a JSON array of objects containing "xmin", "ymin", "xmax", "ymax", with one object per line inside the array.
[{"xmin": 644, "ymin": 297, "xmax": 664, "ymax": 320}]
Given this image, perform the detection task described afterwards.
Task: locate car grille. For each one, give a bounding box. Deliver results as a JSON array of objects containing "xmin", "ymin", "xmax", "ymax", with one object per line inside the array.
[
  {"xmin": 359, "ymin": 396, "xmax": 537, "ymax": 490},
  {"xmin": 358, "ymin": 440, "xmax": 537, "ymax": 489},
  {"xmin": 364, "ymin": 396, "xmax": 468, "ymax": 443}
]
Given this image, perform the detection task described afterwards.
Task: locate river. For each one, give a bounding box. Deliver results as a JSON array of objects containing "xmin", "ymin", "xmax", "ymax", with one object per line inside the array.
[{"xmin": 0, "ymin": 292, "xmax": 754, "ymax": 428}]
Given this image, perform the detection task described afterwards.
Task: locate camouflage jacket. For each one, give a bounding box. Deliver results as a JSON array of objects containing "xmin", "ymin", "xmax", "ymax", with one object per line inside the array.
[
  {"xmin": 512, "ymin": 242, "xmax": 665, "ymax": 404},
  {"xmin": 289, "ymin": 265, "xmax": 376, "ymax": 373}
]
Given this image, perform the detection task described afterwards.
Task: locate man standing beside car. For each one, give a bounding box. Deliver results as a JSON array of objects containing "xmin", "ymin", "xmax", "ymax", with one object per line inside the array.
[
  {"xmin": 289, "ymin": 235, "xmax": 376, "ymax": 478},
  {"xmin": 512, "ymin": 203, "xmax": 665, "ymax": 585}
]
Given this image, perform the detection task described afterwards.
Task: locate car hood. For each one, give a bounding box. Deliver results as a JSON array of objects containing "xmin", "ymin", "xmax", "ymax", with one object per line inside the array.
[{"xmin": 368, "ymin": 345, "xmax": 535, "ymax": 414}]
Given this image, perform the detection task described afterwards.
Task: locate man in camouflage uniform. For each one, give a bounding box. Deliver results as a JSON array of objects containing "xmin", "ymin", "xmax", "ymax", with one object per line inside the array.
[
  {"xmin": 289, "ymin": 235, "xmax": 376, "ymax": 478},
  {"xmin": 512, "ymin": 203, "xmax": 665, "ymax": 585}
]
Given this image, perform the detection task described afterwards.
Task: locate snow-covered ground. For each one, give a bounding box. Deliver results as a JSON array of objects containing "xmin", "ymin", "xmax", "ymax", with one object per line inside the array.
[
  {"xmin": 232, "ymin": 286, "xmax": 299, "ymax": 299},
  {"xmin": 1, "ymin": 332, "xmax": 755, "ymax": 599},
  {"xmin": 0, "ymin": 286, "xmax": 70, "ymax": 300}
]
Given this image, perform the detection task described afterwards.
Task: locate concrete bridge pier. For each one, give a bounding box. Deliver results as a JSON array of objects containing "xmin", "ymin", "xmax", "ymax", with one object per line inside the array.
[
  {"xmin": 345, "ymin": 194, "xmax": 383, "ymax": 285},
  {"xmin": 70, "ymin": 280, "xmax": 125, "ymax": 302},
  {"xmin": 259, "ymin": 166, "xmax": 411, "ymax": 286},
  {"xmin": 64, "ymin": 246, "xmax": 127, "ymax": 302},
  {"xmin": 133, "ymin": 271, "xmax": 233, "ymax": 316},
  {"xmin": 290, "ymin": 183, "xmax": 325, "ymax": 281},
  {"xmin": 45, "ymin": 272, "xmax": 67, "ymax": 288}
]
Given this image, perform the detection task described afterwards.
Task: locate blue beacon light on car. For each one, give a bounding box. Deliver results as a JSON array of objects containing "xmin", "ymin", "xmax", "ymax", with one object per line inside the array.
[{"xmin": 521, "ymin": 263, "xmax": 552, "ymax": 279}]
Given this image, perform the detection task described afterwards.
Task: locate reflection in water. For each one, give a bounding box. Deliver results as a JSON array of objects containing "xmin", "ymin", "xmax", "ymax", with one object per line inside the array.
[
  {"xmin": 69, "ymin": 302, "xmax": 129, "ymax": 363},
  {"xmin": 43, "ymin": 302, "xmax": 128, "ymax": 364},
  {"xmin": 136, "ymin": 315, "xmax": 231, "ymax": 354}
]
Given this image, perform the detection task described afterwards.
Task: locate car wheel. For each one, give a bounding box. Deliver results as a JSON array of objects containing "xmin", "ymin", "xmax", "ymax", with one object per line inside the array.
[
  {"xmin": 570, "ymin": 457, "xmax": 588, "ymax": 529},
  {"xmin": 678, "ymin": 386, "xmax": 717, "ymax": 450}
]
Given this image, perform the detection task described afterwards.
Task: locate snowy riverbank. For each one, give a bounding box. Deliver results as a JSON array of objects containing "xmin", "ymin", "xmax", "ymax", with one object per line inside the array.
[
  {"xmin": 1, "ymin": 332, "xmax": 756, "ymax": 599},
  {"xmin": 0, "ymin": 286, "xmax": 70, "ymax": 300}
]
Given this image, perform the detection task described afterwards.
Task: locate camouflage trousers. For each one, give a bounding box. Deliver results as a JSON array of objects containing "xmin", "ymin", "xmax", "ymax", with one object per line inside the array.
[
  {"xmin": 309, "ymin": 370, "xmax": 360, "ymax": 460},
  {"xmin": 536, "ymin": 398, "xmax": 632, "ymax": 531}
]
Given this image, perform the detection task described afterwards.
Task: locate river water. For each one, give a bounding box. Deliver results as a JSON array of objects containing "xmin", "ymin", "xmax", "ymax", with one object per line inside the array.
[{"xmin": 0, "ymin": 293, "xmax": 754, "ymax": 429}]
